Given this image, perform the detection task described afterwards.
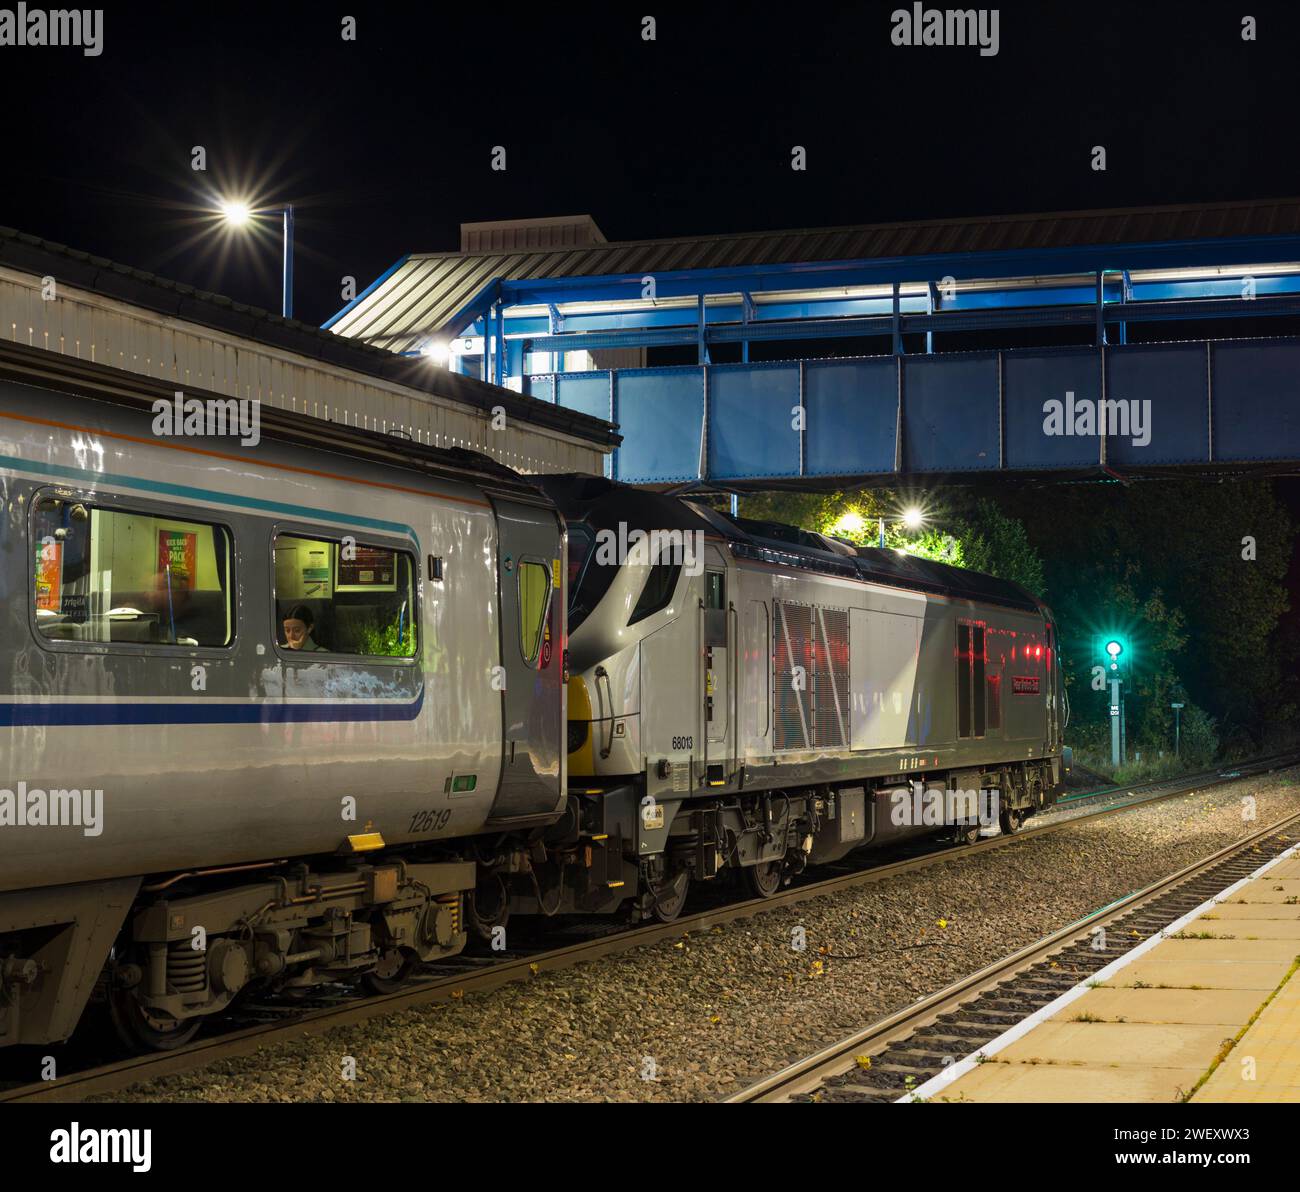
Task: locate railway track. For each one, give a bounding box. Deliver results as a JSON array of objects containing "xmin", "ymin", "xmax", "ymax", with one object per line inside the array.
[
  {"xmin": 3, "ymin": 750, "xmax": 1296, "ymax": 1104},
  {"xmin": 727, "ymin": 807, "xmax": 1300, "ymax": 1103}
]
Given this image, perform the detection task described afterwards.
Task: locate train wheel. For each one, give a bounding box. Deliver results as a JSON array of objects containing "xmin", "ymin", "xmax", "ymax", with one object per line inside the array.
[
  {"xmin": 649, "ymin": 868, "xmax": 691, "ymax": 923},
  {"xmin": 957, "ymin": 824, "xmax": 982, "ymax": 846},
  {"xmin": 999, "ymin": 806, "xmax": 1026, "ymax": 835},
  {"xmin": 362, "ymin": 949, "xmax": 417, "ymax": 995},
  {"xmin": 107, "ymin": 985, "xmax": 201, "ymax": 1053},
  {"xmin": 746, "ymin": 860, "xmax": 783, "ymax": 898}
]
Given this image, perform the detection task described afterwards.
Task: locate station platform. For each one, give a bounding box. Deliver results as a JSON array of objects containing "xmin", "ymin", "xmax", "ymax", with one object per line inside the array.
[{"xmin": 907, "ymin": 845, "xmax": 1300, "ymax": 1103}]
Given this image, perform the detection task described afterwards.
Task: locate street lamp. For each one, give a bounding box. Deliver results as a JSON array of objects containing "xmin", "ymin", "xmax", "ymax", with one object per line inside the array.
[
  {"xmin": 218, "ymin": 198, "xmax": 295, "ymax": 319},
  {"xmin": 879, "ymin": 506, "xmax": 925, "ymax": 548}
]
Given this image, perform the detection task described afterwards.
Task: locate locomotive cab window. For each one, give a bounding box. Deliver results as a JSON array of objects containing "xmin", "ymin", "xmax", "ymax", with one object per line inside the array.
[
  {"xmin": 629, "ymin": 560, "xmax": 681, "ymax": 626},
  {"xmin": 273, "ymin": 532, "xmax": 417, "ymax": 658},
  {"xmin": 32, "ymin": 495, "xmax": 233, "ymax": 647}
]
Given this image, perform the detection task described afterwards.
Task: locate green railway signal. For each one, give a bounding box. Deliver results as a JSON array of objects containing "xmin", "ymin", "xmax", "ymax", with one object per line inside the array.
[{"xmin": 1099, "ymin": 635, "xmax": 1128, "ymax": 673}]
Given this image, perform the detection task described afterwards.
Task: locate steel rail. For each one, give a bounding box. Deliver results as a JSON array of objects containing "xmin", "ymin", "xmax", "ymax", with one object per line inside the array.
[{"xmin": 727, "ymin": 807, "xmax": 1300, "ymax": 1103}]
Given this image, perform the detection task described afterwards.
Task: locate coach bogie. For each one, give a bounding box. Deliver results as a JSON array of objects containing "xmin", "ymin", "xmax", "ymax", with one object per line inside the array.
[{"xmin": 102, "ymin": 857, "xmax": 474, "ymax": 1049}]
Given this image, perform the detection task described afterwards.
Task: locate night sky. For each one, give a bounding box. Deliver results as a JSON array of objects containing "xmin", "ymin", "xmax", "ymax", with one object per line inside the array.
[{"xmin": 3, "ymin": 2, "xmax": 1300, "ymax": 326}]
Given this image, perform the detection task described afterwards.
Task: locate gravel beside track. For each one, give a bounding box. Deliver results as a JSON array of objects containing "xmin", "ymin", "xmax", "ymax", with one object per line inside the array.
[{"xmin": 97, "ymin": 770, "xmax": 1300, "ymax": 1103}]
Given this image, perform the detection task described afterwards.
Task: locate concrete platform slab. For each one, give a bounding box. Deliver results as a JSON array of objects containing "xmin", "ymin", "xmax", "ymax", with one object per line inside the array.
[
  {"xmin": 1105, "ymin": 960, "xmax": 1289, "ymax": 990},
  {"xmin": 1183, "ymin": 920, "xmax": 1300, "ymax": 939},
  {"xmin": 1219, "ymin": 881, "xmax": 1300, "ymax": 903},
  {"xmin": 933, "ymin": 1061, "xmax": 1201, "ymax": 1103},
  {"xmin": 996, "ymin": 1020, "xmax": 1229, "ymax": 1068},
  {"xmin": 1149, "ymin": 938, "xmax": 1300, "ymax": 962},
  {"xmin": 1201, "ymin": 903, "xmax": 1300, "ymax": 920},
  {"xmin": 1188, "ymin": 1085, "xmax": 1300, "ymax": 1103},
  {"xmin": 1048, "ymin": 986, "xmax": 1263, "ymax": 1026}
]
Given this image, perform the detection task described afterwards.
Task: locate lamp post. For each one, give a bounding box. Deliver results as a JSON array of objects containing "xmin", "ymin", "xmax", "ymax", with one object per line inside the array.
[
  {"xmin": 1171, "ymin": 701, "xmax": 1184, "ymax": 760},
  {"xmin": 218, "ymin": 199, "xmax": 295, "ymax": 319}
]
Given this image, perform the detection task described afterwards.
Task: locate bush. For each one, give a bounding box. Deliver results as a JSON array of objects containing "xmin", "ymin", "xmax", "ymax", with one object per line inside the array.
[{"xmin": 1177, "ymin": 702, "xmax": 1218, "ymax": 768}]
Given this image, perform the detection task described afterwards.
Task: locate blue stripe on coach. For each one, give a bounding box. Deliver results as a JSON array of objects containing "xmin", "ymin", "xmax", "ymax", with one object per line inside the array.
[{"xmin": 0, "ymin": 688, "xmax": 424, "ymax": 726}]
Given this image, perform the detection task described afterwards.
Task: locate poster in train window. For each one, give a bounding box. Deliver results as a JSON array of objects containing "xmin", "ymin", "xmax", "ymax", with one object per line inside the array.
[
  {"xmin": 157, "ymin": 529, "xmax": 197, "ymax": 590},
  {"xmin": 336, "ymin": 543, "xmax": 398, "ymax": 592},
  {"xmin": 34, "ymin": 540, "xmax": 62, "ymax": 611}
]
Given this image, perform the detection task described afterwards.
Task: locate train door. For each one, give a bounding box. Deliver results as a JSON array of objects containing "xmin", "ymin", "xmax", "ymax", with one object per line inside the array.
[
  {"xmin": 487, "ymin": 499, "xmax": 565, "ymax": 823},
  {"xmin": 702, "ymin": 546, "xmax": 731, "ymax": 778}
]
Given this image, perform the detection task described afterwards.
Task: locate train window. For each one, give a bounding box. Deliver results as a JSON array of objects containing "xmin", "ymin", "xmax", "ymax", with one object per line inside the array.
[
  {"xmin": 629, "ymin": 561, "xmax": 681, "ymax": 625},
  {"xmin": 706, "ymin": 571, "xmax": 725, "ymax": 610},
  {"xmin": 32, "ymin": 496, "xmax": 233, "ymax": 647},
  {"xmin": 272, "ymin": 533, "xmax": 417, "ymax": 658},
  {"xmin": 971, "ymin": 624, "xmax": 986, "ymax": 737},
  {"xmin": 518, "ymin": 560, "xmax": 551, "ymax": 664}
]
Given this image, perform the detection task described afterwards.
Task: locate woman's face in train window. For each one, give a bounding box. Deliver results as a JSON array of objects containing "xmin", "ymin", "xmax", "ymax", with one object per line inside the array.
[{"xmin": 283, "ymin": 617, "xmax": 309, "ymax": 649}]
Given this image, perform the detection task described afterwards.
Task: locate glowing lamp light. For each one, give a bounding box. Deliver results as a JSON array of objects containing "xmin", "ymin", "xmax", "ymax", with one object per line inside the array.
[
  {"xmin": 902, "ymin": 507, "xmax": 924, "ymax": 530},
  {"xmin": 832, "ymin": 511, "xmax": 866, "ymax": 538},
  {"xmin": 218, "ymin": 199, "xmax": 252, "ymax": 227},
  {"xmin": 421, "ymin": 340, "xmax": 450, "ymax": 367}
]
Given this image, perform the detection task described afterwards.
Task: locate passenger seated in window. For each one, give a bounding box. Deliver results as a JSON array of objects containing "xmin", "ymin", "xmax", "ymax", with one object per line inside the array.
[{"xmin": 282, "ymin": 605, "xmax": 327, "ymax": 652}]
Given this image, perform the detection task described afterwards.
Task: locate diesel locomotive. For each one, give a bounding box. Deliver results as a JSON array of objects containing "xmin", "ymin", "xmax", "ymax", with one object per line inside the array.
[
  {"xmin": 0, "ymin": 379, "xmax": 1065, "ymax": 1055},
  {"xmin": 509, "ymin": 475, "xmax": 1067, "ymax": 922}
]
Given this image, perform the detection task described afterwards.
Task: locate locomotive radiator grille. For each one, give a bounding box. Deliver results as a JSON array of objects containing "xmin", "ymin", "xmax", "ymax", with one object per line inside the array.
[
  {"xmin": 815, "ymin": 607, "xmax": 850, "ymax": 750},
  {"xmin": 775, "ymin": 601, "xmax": 850, "ymax": 751},
  {"xmin": 774, "ymin": 601, "xmax": 812, "ymax": 751}
]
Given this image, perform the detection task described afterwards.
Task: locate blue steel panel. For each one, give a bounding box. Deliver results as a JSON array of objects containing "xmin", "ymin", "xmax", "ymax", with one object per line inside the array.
[
  {"xmin": 1210, "ymin": 340, "xmax": 1300, "ymax": 462},
  {"xmin": 707, "ymin": 363, "xmax": 802, "ymax": 480},
  {"xmin": 1004, "ymin": 349, "xmax": 1103, "ymax": 469},
  {"xmin": 804, "ymin": 358, "xmax": 898, "ymax": 476},
  {"xmin": 902, "ymin": 354, "xmax": 999, "ymax": 472},
  {"xmin": 614, "ymin": 368, "xmax": 706, "ymax": 484},
  {"xmin": 554, "ymin": 372, "xmax": 612, "ymax": 422},
  {"xmin": 1105, "ymin": 344, "xmax": 1208, "ymax": 464},
  {"xmin": 524, "ymin": 375, "xmax": 555, "ymax": 403}
]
